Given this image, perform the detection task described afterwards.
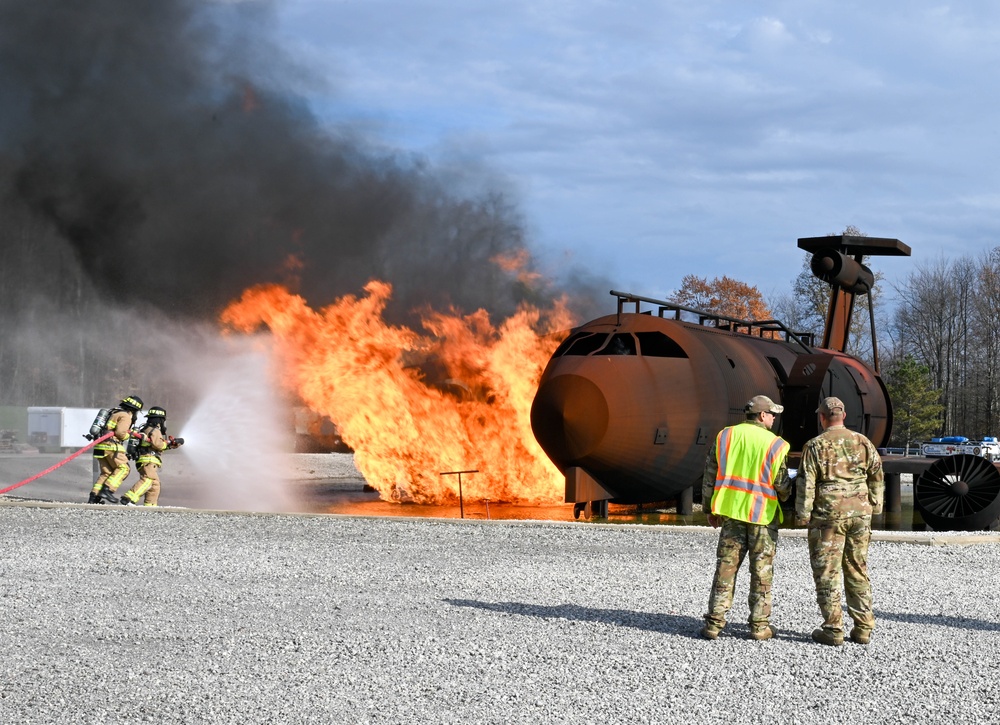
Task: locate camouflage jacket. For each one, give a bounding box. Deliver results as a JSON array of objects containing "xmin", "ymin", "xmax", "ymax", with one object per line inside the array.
[{"xmin": 796, "ymin": 425, "xmax": 884, "ymax": 521}]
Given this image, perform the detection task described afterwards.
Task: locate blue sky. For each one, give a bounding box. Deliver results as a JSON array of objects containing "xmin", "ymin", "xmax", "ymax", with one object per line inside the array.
[{"xmin": 273, "ymin": 0, "xmax": 1000, "ymax": 306}]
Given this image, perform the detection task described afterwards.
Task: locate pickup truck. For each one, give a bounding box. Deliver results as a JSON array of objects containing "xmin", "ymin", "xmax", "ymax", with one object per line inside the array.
[{"xmin": 919, "ymin": 436, "xmax": 1000, "ymax": 461}]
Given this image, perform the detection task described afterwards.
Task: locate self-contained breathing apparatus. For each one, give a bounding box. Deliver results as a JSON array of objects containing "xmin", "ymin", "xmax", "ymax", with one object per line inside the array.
[
  {"xmin": 85, "ymin": 408, "xmax": 113, "ymax": 441},
  {"xmin": 125, "ymin": 428, "xmax": 143, "ymax": 460},
  {"xmin": 125, "ymin": 405, "xmax": 184, "ymax": 461},
  {"xmin": 85, "ymin": 396, "xmax": 144, "ymax": 442}
]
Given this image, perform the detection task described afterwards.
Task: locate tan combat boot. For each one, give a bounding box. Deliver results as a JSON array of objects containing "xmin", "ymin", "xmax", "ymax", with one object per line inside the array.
[
  {"xmin": 811, "ymin": 628, "xmax": 844, "ymax": 646},
  {"xmin": 849, "ymin": 628, "xmax": 872, "ymax": 644},
  {"xmin": 750, "ymin": 625, "xmax": 777, "ymax": 641},
  {"xmin": 699, "ymin": 625, "xmax": 721, "ymax": 640}
]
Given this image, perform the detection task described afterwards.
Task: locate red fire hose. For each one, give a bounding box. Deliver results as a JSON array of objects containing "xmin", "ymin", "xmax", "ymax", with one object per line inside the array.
[{"xmin": 0, "ymin": 431, "xmax": 114, "ymax": 496}]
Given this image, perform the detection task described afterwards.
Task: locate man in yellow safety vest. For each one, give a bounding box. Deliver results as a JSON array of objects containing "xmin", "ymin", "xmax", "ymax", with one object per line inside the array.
[{"xmin": 700, "ymin": 394, "xmax": 792, "ymax": 641}]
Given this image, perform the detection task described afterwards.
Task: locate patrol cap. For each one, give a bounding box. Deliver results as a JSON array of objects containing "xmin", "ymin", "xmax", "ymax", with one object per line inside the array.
[
  {"xmin": 816, "ymin": 397, "xmax": 846, "ymax": 415},
  {"xmin": 746, "ymin": 395, "xmax": 784, "ymax": 414}
]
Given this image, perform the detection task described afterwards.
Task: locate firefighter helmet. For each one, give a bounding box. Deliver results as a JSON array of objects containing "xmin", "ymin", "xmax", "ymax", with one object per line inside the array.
[
  {"xmin": 146, "ymin": 406, "xmax": 166, "ymax": 420},
  {"xmin": 120, "ymin": 395, "xmax": 144, "ymax": 412}
]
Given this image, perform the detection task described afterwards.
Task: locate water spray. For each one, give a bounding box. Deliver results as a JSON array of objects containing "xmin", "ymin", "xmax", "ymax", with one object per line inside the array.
[{"xmin": 175, "ymin": 338, "xmax": 297, "ymax": 513}]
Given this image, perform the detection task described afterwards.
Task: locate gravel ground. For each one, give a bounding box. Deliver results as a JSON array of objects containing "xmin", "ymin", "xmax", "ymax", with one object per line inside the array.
[{"xmin": 1, "ymin": 504, "xmax": 1000, "ymax": 724}]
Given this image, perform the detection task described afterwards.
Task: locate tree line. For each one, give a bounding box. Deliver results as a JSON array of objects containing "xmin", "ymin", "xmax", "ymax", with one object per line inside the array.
[{"xmin": 670, "ymin": 228, "xmax": 995, "ymax": 449}]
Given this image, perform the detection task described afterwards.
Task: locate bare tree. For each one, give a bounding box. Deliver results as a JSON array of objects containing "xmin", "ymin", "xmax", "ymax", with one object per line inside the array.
[
  {"xmin": 972, "ymin": 248, "xmax": 1000, "ymax": 435},
  {"xmin": 889, "ymin": 256, "xmax": 974, "ymax": 435}
]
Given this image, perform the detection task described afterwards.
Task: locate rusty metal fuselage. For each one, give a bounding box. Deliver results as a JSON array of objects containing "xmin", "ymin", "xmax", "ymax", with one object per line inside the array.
[{"xmin": 530, "ymin": 301, "xmax": 891, "ymax": 505}]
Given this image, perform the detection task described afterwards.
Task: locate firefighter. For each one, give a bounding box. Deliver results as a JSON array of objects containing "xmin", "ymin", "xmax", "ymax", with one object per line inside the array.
[
  {"xmin": 89, "ymin": 395, "xmax": 143, "ymax": 504},
  {"xmin": 120, "ymin": 406, "xmax": 183, "ymax": 506}
]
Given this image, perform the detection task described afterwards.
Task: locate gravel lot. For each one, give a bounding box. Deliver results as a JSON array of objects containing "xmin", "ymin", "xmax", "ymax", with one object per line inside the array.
[{"xmin": 1, "ymin": 503, "xmax": 999, "ymax": 724}]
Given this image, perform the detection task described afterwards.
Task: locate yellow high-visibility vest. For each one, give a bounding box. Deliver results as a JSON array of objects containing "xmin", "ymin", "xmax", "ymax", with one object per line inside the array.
[{"xmin": 710, "ymin": 422, "xmax": 789, "ymax": 524}]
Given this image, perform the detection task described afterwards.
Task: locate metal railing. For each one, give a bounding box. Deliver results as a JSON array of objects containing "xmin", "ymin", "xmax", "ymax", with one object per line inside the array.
[{"xmin": 610, "ymin": 290, "xmax": 816, "ymax": 352}]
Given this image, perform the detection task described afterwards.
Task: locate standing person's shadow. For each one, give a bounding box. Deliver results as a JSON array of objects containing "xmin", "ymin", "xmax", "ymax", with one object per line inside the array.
[{"xmin": 446, "ymin": 599, "xmax": 715, "ymax": 638}]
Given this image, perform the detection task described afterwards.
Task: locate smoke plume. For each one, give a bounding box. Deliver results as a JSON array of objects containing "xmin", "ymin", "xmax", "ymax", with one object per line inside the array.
[
  {"xmin": 0, "ymin": 0, "xmax": 558, "ymax": 319},
  {"xmin": 0, "ymin": 0, "xmax": 608, "ymax": 424}
]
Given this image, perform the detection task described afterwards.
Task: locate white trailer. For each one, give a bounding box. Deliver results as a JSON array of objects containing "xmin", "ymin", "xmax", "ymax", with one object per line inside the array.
[{"xmin": 27, "ymin": 407, "xmax": 101, "ymax": 452}]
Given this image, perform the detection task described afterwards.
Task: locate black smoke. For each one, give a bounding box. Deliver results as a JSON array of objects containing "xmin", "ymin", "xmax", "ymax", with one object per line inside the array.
[
  {"xmin": 0, "ymin": 0, "xmax": 571, "ymax": 318},
  {"xmin": 0, "ymin": 0, "xmax": 605, "ymax": 408}
]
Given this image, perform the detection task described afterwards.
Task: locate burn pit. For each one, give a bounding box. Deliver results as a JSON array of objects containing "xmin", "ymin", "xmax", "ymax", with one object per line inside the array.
[{"xmin": 221, "ymin": 279, "xmax": 573, "ymax": 506}]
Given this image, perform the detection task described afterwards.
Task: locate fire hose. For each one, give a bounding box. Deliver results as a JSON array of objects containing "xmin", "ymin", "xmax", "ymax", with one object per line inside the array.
[{"xmin": 0, "ymin": 431, "xmax": 113, "ymax": 496}]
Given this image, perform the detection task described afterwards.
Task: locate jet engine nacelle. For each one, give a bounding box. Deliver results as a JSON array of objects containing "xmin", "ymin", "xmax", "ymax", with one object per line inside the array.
[{"xmin": 810, "ymin": 249, "xmax": 875, "ymax": 294}]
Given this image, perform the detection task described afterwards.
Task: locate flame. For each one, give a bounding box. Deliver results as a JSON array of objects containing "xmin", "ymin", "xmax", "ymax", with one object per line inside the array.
[
  {"xmin": 491, "ymin": 249, "xmax": 542, "ymax": 286},
  {"xmin": 242, "ymin": 84, "xmax": 260, "ymax": 113},
  {"xmin": 220, "ymin": 280, "xmax": 573, "ymax": 504}
]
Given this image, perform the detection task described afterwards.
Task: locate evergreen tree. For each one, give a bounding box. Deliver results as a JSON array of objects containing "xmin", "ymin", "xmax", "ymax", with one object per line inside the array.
[{"xmin": 884, "ymin": 355, "xmax": 944, "ymax": 449}]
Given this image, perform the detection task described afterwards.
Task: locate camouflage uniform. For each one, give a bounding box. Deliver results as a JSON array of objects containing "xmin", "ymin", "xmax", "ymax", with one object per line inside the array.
[
  {"xmin": 702, "ymin": 420, "xmax": 791, "ymax": 634},
  {"xmin": 92, "ymin": 408, "xmax": 137, "ymax": 498},
  {"xmin": 797, "ymin": 424, "xmax": 884, "ymax": 638}
]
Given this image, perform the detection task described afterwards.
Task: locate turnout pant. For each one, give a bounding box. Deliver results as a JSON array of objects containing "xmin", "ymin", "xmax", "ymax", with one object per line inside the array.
[
  {"xmin": 122, "ymin": 460, "xmax": 162, "ymax": 506},
  {"xmin": 92, "ymin": 449, "xmax": 129, "ymax": 494}
]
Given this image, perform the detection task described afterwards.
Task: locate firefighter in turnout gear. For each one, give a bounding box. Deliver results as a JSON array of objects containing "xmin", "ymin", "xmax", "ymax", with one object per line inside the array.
[
  {"xmin": 89, "ymin": 395, "xmax": 143, "ymax": 504},
  {"xmin": 120, "ymin": 406, "xmax": 183, "ymax": 506},
  {"xmin": 700, "ymin": 395, "xmax": 792, "ymax": 641}
]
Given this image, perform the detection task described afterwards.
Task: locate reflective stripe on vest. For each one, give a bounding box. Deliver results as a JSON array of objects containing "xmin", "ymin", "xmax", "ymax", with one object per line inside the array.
[{"xmin": 711, "ymin": 423, "xmax": 789, "ymax": 524}]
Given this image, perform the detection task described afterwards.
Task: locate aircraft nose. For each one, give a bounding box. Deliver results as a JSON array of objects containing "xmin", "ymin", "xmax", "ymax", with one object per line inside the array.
[{"xmin": 530, "ymin": 374, "xmax": 610, "ymax": 463}]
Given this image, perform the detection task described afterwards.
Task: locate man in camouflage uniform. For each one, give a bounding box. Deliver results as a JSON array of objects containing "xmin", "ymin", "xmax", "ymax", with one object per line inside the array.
[
  {"xmin": 701, "ymin": 394, "xmax": 791, "ymax": 641},
  {"xmin": 796, "ymin": 396, "xmax": 884, "ymax": 646}
]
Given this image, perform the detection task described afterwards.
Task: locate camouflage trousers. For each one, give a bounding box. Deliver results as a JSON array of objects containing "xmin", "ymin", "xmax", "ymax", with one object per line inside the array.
[
  {"xmin": 807, "ymin": 516, "xmax": 875, "ymax": 635},
  {"xmin": 704, "ymin": 516, "xmax": 779, "ymax": 632}
]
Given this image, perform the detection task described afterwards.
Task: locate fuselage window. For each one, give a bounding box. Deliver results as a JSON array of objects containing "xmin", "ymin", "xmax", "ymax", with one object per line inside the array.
[
  {"xmin": 598, "ymin": 333, "xmax": 637, "ymax": 356},
  {"xmin": 635, "ymin": 331, "xmax": 689, "ymax": 358},
  {"xmin": 562, "ymin": 333, "xmax": 610, "ymax": 356},
  {"xmin": 552, "ymin": 331, "xmax": 590, "ymax": 357}
]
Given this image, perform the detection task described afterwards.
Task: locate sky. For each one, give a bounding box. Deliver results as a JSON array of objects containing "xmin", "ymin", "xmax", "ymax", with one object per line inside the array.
[{"xmin": 271, "ymin": 0, "xmax": 1000, "ymax": 307}]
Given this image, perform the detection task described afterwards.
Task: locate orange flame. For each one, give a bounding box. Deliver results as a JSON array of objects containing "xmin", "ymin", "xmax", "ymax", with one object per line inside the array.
[
  {"xmin": 220, "ymin": 280, "xmax": 572, "ymax": 504},
  {"xmin": 491, "ymin": 249, "xmax": 542, "ymax": 286}
]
